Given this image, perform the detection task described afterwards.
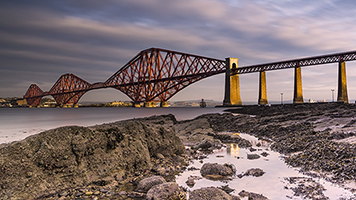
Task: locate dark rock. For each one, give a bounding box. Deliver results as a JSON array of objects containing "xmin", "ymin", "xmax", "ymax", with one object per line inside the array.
[
  {"xmin": 136, "ymin": 175, "xmax": 166, "ymax": 193},
  {"xmin": 194, "ymin": 138, "xmax": 222, "ymax": 150},
  {"xmin": 186, "ymin": 177, "xmax": 195, "ymax": 187},
  {"xmin": 238, "ymin": 190, "xmax": 268, "ymax": 200},
  {"xmin": 146, "ymin": 182, "xmax": 186, "ymax": 200},
  {"xmin": 260, "ymin": 152, "xmax": 269, "ymax": 157},
  {"xmin": 244, "ymin": 168, "xmax": 265, "ymax": 177},
  {"xmin": 247, "ymin": 154, "xmax": 260, "ymax": 160},
  {"xmin": 218, "ymin": 185, "xmax": 235, "ymax": 194},
  {"xmin": 200, "ymin": 163, "xmax": 235, "ymax": 179},
  {"xmin": 249, "ymin": 147, "xmax": 257, "ymax": 152},
  {"xmin": 190, "ymin": 187, "xmax": 232, "ymax": 200}
]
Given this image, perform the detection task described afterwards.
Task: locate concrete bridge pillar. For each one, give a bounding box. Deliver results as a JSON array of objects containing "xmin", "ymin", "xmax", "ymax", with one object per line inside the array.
[
  {"xmin": 144, "ymin": 102, "xmax": 156, "ymax": 107},
  {"xmin": 337, "ymin": 61, "xmax": 348, "ymax": 103},
  {"xmin": 160, "ymin": 101, "xmax": 169, "ymax": 107},
  {"xmin": 258, "ymin": 71, "xmax": 268, "ymax": 105},
  {"xmin": 223, "ymin": 58, "xmax": 242, "ymax": 106},
  {"xmin": 293, "ymin": 66, "xmax": 304, "ymax": 104},
  {"xmin": 133, "ymin": 102, "xmax": 141, "ymax": 107}
]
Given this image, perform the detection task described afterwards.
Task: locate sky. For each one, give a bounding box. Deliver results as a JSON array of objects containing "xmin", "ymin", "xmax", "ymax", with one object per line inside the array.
[{"xmin": 1, "ymin": 0, "xmax": 356, "ymax": 103}]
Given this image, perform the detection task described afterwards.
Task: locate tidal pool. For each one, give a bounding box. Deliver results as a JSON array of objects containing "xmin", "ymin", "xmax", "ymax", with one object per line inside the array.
[{"xmin": 176, "ymin": 133, "xmax": 355, "ymax": 199}]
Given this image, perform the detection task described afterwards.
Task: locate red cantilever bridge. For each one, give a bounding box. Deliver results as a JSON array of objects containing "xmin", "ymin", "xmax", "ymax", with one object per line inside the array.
[{"xmin": 24, "ymin": 47, "xmax": 356, "ymax": 107}]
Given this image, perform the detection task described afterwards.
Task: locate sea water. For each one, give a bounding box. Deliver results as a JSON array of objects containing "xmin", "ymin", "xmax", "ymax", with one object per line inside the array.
[{"xmin": 176, "ymin": 133, "xmax": 355, "ymax": 199}]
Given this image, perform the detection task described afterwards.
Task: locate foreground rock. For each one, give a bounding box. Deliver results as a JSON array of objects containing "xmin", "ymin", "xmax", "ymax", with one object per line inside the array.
[
  {"xmin": 146, "ymin": 182, "xmax": 186, "ymax": 200},
  {"xmin": 0, "ymin": 115, "xmax": 185, "ymax": 199},
  {"xmin": 136, "ymin": 175, "xmax": 166, "ymax": 193},
  {"xmin": 238, "ymin": 190, "xmax": 269, "ymax": 200},
  {"xmin": 200, "ymin": 163, "xmax": 236, "ymax": 180},
  {"xmin": 238, "ymin": 168, "xmax": 265, "ymax": 178},
  {"xmin": 190, "ymin": 187, "xmax": 233, "ymax": 200}
]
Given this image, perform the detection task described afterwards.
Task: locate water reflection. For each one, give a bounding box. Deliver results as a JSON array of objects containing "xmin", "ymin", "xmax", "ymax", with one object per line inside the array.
[{"xmin": 227, "ymin": 143, "xmax": 240, "ymax": 156}]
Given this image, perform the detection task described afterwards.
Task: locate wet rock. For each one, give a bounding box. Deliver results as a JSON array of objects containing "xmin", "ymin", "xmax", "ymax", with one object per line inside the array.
[
  {"xmin": 238, "ymin": 190, "xmax": 268, "ymax": 200},
  {"xmin": 200, "ymin": 163, "xmax": 235, "ymax": 179},
  {"xmin": 194, "ymin": 138, "xmax": 222, "ymax": 150},
  {"xmin": 186, "ymin": 177, "xmax": 195, "ymax": 187},
  {"xmin": 249, "ymin": 147, "xmax": 257, "ymax": 152},
  {"xmin": 247, "ymin": 154, "xmax": 260, "ymax": 160},
  {"xmin": 146, "ymin": 182, "xmax": 186, "ymax": 200},
  {"xmin": 188, "ymin": 166, "xmax": 200, "ymax": 171},
  {"xmin": 244, "ymin": 168, "xmax": 265, "ymax": 177},
  {"xmin": 285, "ymin": 177, "xmax": 327, "ymax": 200},
  {"xmin": 218, "ymin": 185, "xmax": 235, "ymax": 194},
  {"xmin": 136, "ymin": 175, "xmax": 166, "ymax": 193},
  {"xmin": 260, "ymin": 152, "xmax": 269, "ymax": 157},
  {"xmin": 190, "ymin": 187, "xmax": 232, "ymax": 200}
]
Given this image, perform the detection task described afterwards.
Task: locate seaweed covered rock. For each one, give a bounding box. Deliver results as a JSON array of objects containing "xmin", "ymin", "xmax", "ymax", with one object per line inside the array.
[
  {"xmin": 146, "ymin": 182, "xmax": 186, "ymax": 200},
  {"xmin": 190, "ymin": 187, "xmax": 232, "ymax": 200},
  {"xmin": 0, "ymin": 115, "xmax": 185, "ymax": 199},
  {"xmin": 200, "ymin": 163, "xmax": 235, "ymax": 180}
]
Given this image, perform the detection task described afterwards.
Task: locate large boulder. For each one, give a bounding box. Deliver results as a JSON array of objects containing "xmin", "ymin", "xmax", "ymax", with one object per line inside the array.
[
  {"xmin": 0, "ymin": 115, "xmax": 185, "ymax": 199},
  {"xmin": 136, "ymin": 176, "xmax": 166, "ymax": 193},
  {"xmin": 190, "ymin": 187, "xmax": 232, "ymax": 200},
  {"xmin": 146, "ymin": 182, "xmax": 186, "ymax": 200},
  {"xmin": 200, "ymin": 163, "xmax": 235, "ymax": 179}
]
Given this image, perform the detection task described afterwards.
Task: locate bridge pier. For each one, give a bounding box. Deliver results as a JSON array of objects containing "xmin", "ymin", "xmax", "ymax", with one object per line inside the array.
[
  {"xmin": 258, "ymin": 71, "xmax": 268, "ymax": 105},
  {"xmin": 133, "ymin": 102, "xmax": 141, "ymax": 107},
  {"xmin": 144, "ymin": 102, "xmax": 156, "ymax": 107},
  {"xmin": 337, "ymin": 61, "xmax": 348, "ymax": 103},
  {"xmin": 293, "ymin": 66, "xmax": 304, "ymax": 104},
  {"xmin": 223, "ymin": 58, "xmax": 242, "ymax": 106},
  {"xmin": 160, "ymin": 101, "xmax": 169, "ymax": 107}
]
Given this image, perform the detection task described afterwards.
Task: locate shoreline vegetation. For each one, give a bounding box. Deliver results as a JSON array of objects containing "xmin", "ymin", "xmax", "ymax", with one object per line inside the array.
[{"xmin": 1, "ymin": 103, "xmax": 356, "ymax": 199}]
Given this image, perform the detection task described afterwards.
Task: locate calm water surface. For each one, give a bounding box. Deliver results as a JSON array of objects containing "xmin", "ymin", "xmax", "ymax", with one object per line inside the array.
[
  {"xmin": 176, "ymin": 133, "xmax": 355, "ymax": 199},
  {"xmin": 0, "ymin": 107, "xmax": 226, "ymax": 144}
]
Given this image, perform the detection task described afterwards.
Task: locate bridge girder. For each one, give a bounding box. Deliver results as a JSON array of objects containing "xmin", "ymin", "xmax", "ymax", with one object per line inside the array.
[{"xmin": 105, "ymin": 48, "xmax": 225, "ymax": 102}]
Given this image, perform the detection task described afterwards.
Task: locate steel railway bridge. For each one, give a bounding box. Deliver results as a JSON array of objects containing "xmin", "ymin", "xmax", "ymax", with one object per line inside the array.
[{"xmin": 23, "ymin": 48, "xmax": 356, "ymax": 107}]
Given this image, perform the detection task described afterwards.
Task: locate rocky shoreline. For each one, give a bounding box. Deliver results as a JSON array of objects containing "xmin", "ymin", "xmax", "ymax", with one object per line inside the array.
[{"xmin": 1, "ymin": 103, "xmax": 356, "ymax": 199}]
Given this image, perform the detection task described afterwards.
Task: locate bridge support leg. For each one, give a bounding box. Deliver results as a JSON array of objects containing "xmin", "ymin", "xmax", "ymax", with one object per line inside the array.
[
  {"xmin": 258, "ymin": 71, "xmax": 268, "ymax": 105},
  {"xmin": 223, "ymin": 58, "xmax": 242, "ymax": 106},
  {"xmin": 160, "ymin": 101, "xmax": 169, "ymax": 107},
  {"xmin": 144, "ymin": 102, "xmax": 156, "ymax": 107},
  {"xmin": 133, "ymin": 102, "xmax": 141, "ymax": 107},
  {"xmin": 337, "ymin": 61, "xmax": 348, "ymax": 103},
  {"xmin": 293, "ymin": 66, "xmax": 304, "ymax": 104}
]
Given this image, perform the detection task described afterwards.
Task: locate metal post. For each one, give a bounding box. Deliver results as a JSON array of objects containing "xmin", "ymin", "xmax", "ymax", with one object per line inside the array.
[
  {"xmin": 280, "ymin": 92, "xmax": 284, "ymax": 105},
  {"xmin": 331, "ymin": 89, "xmax": 335, "ymax": 102}
]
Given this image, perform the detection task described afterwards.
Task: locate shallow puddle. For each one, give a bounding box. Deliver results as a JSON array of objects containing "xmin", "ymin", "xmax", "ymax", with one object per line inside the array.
[{"xmin": 176, "ymin": 133, "xmax": 355, "ymax": 199}]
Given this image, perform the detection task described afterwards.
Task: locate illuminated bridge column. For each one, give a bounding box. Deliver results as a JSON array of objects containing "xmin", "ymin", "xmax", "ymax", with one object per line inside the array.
[
  {"xmin": 337, "ymin": 61, "xmax": 348, "ymax": 103},
  {"xmin": 258, "ymin": 71, "xmax": 268, "ymax": 105},
  {"xmin": 223, "ymin": 58, "xmax": 242, "ymax": 106},
  {"xmin": 160, "ymin": 101, "xmax": 169, "ymax": 107},
  {"xmin": 293, "ymin": 66, "xmax": 304, "ymax": 104}
]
